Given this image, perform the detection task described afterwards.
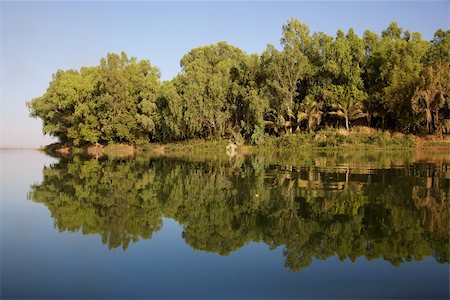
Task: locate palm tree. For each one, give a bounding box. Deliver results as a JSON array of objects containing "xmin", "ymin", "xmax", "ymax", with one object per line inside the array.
[
  {"xmin": 296, "ymin": 95, "xmax": 323, "ymax": 132},
  {"xmin": 264, "ymin": 109, "xmax": 287, "ymax": 135},
  {"xmin": 326, "ymin": 85, "xmax": 367, "ymax": 131}
]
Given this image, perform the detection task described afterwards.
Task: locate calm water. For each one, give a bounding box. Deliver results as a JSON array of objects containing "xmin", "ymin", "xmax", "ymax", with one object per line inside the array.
[{"xmin": 1, "ymin": 150, "xmax": 449, "ymax": 299}]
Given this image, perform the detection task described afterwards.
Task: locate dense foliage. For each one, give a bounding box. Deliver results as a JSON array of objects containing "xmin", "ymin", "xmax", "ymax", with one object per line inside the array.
[
  {"xmin": 28, "ymin": 153, "xmax": 449, "ymax": 270},
  {"xmin": 27, "ymin": 20, "xmax": 450, "ymax": 145}
]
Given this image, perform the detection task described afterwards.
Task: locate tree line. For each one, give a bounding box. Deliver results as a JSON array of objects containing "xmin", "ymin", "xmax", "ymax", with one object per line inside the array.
[{"xmin": 27, "ymin": 19, "xmax": 450, "ymax": 146}]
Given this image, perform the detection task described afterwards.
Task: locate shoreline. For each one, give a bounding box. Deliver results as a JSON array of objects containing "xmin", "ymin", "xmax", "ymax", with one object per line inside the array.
[{"xmin": 35, "ymin": 132, "xmax": 450, "ymax": 159}]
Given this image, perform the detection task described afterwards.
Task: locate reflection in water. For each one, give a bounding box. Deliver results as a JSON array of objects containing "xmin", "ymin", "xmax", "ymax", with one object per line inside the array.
[{"xmin": 28, "ymin": 152, "xmax": 449, "ymax": 272}]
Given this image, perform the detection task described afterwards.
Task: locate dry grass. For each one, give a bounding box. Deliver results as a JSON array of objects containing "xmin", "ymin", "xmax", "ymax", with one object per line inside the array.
[
  {"xmin": 415, "ymin": 134, "xmax": 450, "ymax": 150},
  {"xmin": 85, "ymin": 143, "xmax": 136, "ymax": 158},
  {"xmin": 351, "ymin": 126, "xmax": 378, "ymax": 135},
  {"xmin": 103, "ymin": 144, "xmax": 135, "ymax": 158},
  {"xmin": 152, "ymin": 145, "xmax": 166, "ymax": 155},
  {"xmin": 86, "ymin": 144, "xmax": 104, "ymax": 158},
  {"xmin": 56, "ymin": 146, "xmax": 70, "ymax": 155}
]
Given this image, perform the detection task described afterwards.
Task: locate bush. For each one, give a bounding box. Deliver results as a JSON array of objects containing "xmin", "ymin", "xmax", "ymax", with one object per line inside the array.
[
  {"xmin": 231, "ymin": 131, "xmax": 245, "ymax": 146},
  {"xmin": 250, "ymin": 126, "xmax": 265, "ymax": 146}
]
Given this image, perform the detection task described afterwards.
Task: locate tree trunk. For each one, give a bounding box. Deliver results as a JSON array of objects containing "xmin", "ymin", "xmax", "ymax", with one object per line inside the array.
[
  {"xmin": 434, "ymin": 110, "xmax": 442, "ymax": 137},
  {"xmin": 367, "ymin": 114, "xmax": 372, "ymax": 128},
  {"xmin": 288, "ymin": 96, "xmax": 293, "ymax": 134},
  {"xmin": 345, "ymin": 116, "xmax": 349, "ymax": 131}
]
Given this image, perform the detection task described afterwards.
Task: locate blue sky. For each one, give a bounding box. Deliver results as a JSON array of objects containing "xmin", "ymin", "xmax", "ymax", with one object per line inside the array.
[{"xmin": 0, "ymin": 1, "xmax": 448, "ymax": 147}]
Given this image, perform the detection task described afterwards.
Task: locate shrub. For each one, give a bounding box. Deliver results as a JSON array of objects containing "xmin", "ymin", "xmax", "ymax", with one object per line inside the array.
[{"xmin": 250, "ymin": 126, "xmax": 265, "ymax": 146}]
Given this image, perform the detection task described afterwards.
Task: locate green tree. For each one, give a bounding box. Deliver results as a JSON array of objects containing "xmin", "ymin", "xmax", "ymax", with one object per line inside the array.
[
  {"xmin": 412, "ymin": 61, "xmax": 450, "ymax": 133},
  {"xmin": 326, "ymin": 85, "xmax": 367, "ymax": 131},
  {"xmin": 262, "ymin": 19, "xmax": 313, "ymax": 133},
  {"xmin": 323, "ymin": 29, "xmax": 364, "ymax": 88},
  {"xmin": 27, "ymin": 68, "xmax": 100, "ymax": 145},
  {"xmin": 175, "ymin": 42, "xmax": 246, "ymax": 138},
  {"xmin": 96, "ymin": 52, "xmax": 160, "ymax": 143},
  {"xmin": 230, "ymin": 53, "xmax": 269, "ymax": 141},
  {"xmin": 362, "ymin": 29, "xmax": 388, "ymax": 128},
  {"xmin": 27, "ymin": 52, "xmax": 160, "ymax": 145},
  {"xmin": 376, "ymin": 23, "xmax": 429, "ymax": 131},
  {"xmin": 27, "ymin": 20, "xmax": 449, "ymax": 143},
  {"xmin": 156, "ymin": 81, "xmax": 184, "ymax": 140},
  {"xmin": 296, "ymin": 95, "xmax": 323, "ymax": 132},
  {"xmin": 425, "ymin": 29, "xmax": 450, "ymax": 64}
]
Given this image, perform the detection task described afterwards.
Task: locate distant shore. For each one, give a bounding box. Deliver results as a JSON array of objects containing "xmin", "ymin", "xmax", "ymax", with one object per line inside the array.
[{"xmin": 0, "ymin": 147, "xmax": 44, "ymax": 150}]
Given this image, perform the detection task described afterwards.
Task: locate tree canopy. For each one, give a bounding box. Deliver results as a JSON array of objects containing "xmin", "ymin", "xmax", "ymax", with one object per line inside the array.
[
  {"xmin": 27, "ymin": 21, "xmax": 450, "ymax": 146},
  {"xmin": 28, "ymin": 52, "xmax": 161, "ymax": 145}
]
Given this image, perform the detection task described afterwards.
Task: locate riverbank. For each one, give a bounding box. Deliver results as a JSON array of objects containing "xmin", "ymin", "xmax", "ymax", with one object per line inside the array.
[{"xmin": 40, "ymin": 127, "xmax": 450, "ymax": 159}]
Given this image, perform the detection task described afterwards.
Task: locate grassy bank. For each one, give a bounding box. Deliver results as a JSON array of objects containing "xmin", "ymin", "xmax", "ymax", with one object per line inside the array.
[
  {"xmin": 41, "ymin": 143, "xmax": 136, "ymax": 159},
  {"xmin": 255, "ymin": 127, "xmax": 417, "ymax": 151},
  {"xmin": 155, "ymin": 127, "xmax": 423, "ymax": 155},
  {"xmin": 41, "ymin": 127, "xmax": 450, "ymax": 159}
]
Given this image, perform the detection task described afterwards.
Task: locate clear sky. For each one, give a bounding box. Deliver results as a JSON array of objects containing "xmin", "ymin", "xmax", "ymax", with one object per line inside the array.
[{"xmin": 0, "ymin": 1, "xmax": 448, "ymax": 147}]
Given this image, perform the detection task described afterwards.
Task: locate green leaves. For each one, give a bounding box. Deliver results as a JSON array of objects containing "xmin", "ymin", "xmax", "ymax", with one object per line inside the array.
[
  {"xmin": 27, "ymin": 21, "xmax": 450, "ymax": 144},
  {"xmin": 326, "ymin": 85, "xmax": 367, "ymax": 131},
  {"xmin": 263, "ymin": 27, "xmax": 313, "ymax": 122},
  {"xmin": 28, "ymin": 52, "xmax": 160, "ymax": 145},
  {"xmin": 175, "ymin": 42, "xmax": 247, "ymax": 138},
  {"xmin": 363, "ymin": 23, "xmax": 431, "ymax": 131},
  {"xmin": 412, "ymin": 60, "xmax": 450, "ymax": 133},
  {"xmin": 297, "ymin": 95, "xmax": 323, "ymax": 132}
]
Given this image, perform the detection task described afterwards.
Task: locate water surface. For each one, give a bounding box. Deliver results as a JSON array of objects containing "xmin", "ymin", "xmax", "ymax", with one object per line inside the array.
[{"xmin": 1, "ymin": 150, "xmax": 449, "ymax": 299}]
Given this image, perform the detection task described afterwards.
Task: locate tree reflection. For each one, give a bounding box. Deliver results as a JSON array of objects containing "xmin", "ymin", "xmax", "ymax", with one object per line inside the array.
[
  {"xmin": 28, "ymin": 152, "xmax": 449, "ymax": 270},
  {"xmin": 28, "ymin": 157, "xmax": 162, "ymax": 250}
]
